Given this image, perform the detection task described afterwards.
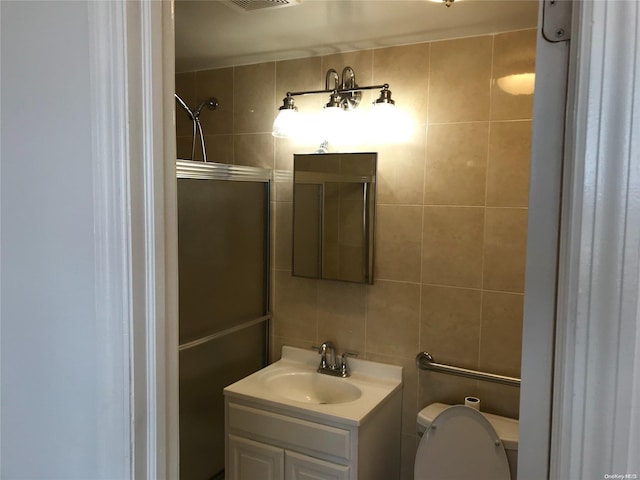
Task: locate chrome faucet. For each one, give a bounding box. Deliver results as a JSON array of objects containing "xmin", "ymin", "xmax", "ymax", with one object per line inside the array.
[
  {"xmin": 318, "ymin": 341, "xmax": 337, "ymax": 371},
  {"xmin": 315, "ymin": 341, "xmax": 357, "ymax": 378}
]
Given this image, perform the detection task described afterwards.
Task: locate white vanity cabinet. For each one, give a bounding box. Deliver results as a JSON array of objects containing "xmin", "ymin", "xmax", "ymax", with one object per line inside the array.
[
  {"xmin": 223, "ymin": 346, "xmax": 403, "ymax": 480},
  {"xmin": 225, "ymin": 396, "xmax": 400, "ymax": 480},
  {"xmin": 228, "ymin": 435, "xmax": 284, "ymax": 480},
  {"xmin": 285, "ymin": 450, "xmax": 350, "ymax": 480},
  {"xmin": 228, "ymin": 434, "xmax": 349, "ymax": 480}
]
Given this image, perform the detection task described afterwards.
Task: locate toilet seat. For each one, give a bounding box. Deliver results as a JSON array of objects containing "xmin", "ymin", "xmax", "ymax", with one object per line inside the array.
[{"xmin": 414, "ymin": 405, "xmax": 511, "ymax": 480}]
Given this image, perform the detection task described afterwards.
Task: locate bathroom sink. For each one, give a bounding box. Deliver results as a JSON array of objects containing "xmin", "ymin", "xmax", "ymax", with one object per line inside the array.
[
  {"xmin": 224, "ymin": 345, "xmax": 403, "ymax": 425},
  {"xmin": 225, "ymin": 346, "xmax": 404, "ymax": 480},
  {"xmin": 263, "ymin": 371, "xmax": 362, "ymax": 404}
]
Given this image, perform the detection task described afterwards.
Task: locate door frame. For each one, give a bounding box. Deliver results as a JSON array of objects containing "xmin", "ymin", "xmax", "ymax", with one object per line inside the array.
[
  {"xmin": 518, "ymin": 1, "xmax": 570, "ymax": 478},
  {"xmin": 90, "ymin": 1, "xmax": 179, "ymax": 478},
  {"xmin": 520, "ymin": 1, "xmax": 640, "ymax": 478},
  {"xmin": 549, "ymin": 1, "xmax": 640, "ymax": 478}
]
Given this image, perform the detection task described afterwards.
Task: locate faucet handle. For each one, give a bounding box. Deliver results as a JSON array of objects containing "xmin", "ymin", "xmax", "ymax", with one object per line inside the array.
[{"xmin": 340, "ymin": 352, "xmax": 358, "ymax": 377}]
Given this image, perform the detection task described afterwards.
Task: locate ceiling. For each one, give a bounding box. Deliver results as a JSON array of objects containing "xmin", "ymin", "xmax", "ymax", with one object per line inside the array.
[{"xmin": 175, "ymin": 0, "xmax": 539, "ymax": 72}]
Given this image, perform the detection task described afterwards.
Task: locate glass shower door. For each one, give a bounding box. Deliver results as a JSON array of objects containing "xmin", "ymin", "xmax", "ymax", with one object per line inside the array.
[{"xmin": 176, "ymin": 162, "xmax": 271, "ymax": 480}]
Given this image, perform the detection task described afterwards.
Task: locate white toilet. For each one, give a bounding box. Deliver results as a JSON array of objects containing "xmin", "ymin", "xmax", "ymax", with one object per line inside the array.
[{"xmin": 414, "ymin": 403, "xmax": 519, "ymax": 480}]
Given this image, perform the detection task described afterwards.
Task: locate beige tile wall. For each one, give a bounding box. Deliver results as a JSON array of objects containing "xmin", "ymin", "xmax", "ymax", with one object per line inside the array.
[{"xmin": 176, "ymin": 29, "xmax": 536, "ymax": 480}]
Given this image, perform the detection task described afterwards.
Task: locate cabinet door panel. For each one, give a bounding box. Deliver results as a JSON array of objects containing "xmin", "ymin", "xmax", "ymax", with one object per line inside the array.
[
  {"xmin": 228, "ymin": 435, "xmax": 284, "ymax": 480},
  {"xmin": 227, "ymin": 402, "xmax": 351, "ymax": 461},
  {"xmin": 285, "ymin": 450, "xmax": 349, "ymax": 480}
]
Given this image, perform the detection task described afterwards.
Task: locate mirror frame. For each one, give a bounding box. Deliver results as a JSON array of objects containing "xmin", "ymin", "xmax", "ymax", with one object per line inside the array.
[{"xmin": 292, "ymin": 152, "xmax": 377, "ymax": 284}]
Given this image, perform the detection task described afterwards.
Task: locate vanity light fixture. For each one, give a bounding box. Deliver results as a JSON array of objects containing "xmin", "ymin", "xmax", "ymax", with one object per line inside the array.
[
  {"xmin": 272, "ymin": 66, "xmax": 397, "ymax": 139},
  {"xmin": 272, "ymin": 94, "xmax": 298, "ymax": 138}
]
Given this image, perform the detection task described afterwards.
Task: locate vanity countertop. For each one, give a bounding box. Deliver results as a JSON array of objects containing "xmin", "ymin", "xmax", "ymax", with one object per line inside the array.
[{"xmin": 223, "ymin": 346, "xmax": 403, "ymax": 426}]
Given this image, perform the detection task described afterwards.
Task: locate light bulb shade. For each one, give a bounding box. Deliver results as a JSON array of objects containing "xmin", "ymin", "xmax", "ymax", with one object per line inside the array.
[
  {"xmin": 369, "ymin": 101, "xmax": 412, "ymax": 143},
  {"xmin": 319, "ymin": 106, "xmax": 347, "ymax": 143},
  {"xmin": 272, "ymin": 109, "xmax": 299, "ymax": 138}
]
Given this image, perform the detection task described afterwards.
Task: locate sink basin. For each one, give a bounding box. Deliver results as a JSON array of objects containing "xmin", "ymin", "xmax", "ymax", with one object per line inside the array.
[
  {"xmin": 224, "ymin": 345, "xmax": 403, "ymax": 424},
  {"xmin": 264, "ymin": 371, "xmax": 362, "ymax": 405}
]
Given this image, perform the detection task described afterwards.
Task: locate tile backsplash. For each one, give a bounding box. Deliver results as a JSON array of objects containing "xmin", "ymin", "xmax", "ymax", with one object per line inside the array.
[{"xmin": 177, "ymin": 28, "xmax": 536, "ymax": 480}]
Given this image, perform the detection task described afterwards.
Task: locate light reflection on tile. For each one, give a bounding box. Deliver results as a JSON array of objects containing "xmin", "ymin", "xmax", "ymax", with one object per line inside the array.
[{"xmin": 491, "ymin": 29, "xmax": 537, "ymax": 120}]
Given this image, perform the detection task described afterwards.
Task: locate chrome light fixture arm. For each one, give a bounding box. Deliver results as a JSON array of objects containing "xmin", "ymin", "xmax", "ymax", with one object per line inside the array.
[
  {"xmin": 284, "ymin": 83, "xmax": 390, "ymax": 99},
  {"xmin": 272, "ymin": 66, "xmax": 397, "ymax": 139},
  {"xmin": 340, "ymin": 66, "xmax": 360, "ymax": 109},
  {"xmin": 326, "ymin": 68, "xmax": 340, "ymax": 91}
]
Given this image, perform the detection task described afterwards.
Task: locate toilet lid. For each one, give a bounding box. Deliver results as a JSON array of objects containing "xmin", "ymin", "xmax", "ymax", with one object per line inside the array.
[{"xmin": 414, "ymin": 405, "xmax": 511, "ymax": 480}]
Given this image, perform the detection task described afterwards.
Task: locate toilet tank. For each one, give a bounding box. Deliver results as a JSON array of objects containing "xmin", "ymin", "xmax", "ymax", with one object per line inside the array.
[{"xmin": 416, "ymin": 403, "xmax": 519, "ymax": 480}]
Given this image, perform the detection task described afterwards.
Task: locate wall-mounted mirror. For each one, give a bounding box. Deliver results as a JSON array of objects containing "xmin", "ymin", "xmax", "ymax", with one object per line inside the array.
[{"xmin": 292, "ymin": 153, "xmax": 377, "ymax": 284}]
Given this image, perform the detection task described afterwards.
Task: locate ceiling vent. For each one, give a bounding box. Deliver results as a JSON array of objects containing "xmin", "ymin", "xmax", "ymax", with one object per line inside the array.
[{"xmin": 226, "ymin": 0, "xmax": 301, "ymax": 13}]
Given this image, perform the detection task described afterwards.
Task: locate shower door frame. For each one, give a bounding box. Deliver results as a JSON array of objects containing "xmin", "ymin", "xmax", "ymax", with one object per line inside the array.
[
  {"xmin": 176, "ymin": 160, "xmax": 272, "ymax": 479},
  {"xmin": 175, "ymin": 159, "xmax": 272, "ymax": 359}
]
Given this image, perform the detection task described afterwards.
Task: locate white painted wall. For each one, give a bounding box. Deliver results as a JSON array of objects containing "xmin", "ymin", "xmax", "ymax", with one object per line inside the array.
[
  {"xmin": 1, "ymin": 1, "xmax": 177, "ymax": 478},
  {"xmin": 0, "ymin": 2, "xmax": 131, "ymax": 478},
  {"xmin": 2, "ymin": 0, "xmax": 98, "ymax": 475}
]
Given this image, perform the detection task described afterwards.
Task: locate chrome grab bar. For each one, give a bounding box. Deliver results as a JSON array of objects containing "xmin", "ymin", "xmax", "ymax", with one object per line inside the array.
[{"xmin": 415, "ymin": 351, "xmax": 521, "ymax": 387}]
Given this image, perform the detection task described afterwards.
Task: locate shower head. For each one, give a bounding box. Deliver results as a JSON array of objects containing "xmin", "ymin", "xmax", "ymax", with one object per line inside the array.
[{"xmin": 194, "ymin": 97, "xmax": 219, "ymax": 118}]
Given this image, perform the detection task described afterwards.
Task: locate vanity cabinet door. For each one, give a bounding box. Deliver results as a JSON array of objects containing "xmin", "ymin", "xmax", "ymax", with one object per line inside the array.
[
  {"xmin": 228, "ymin": 435, "xmax": 284, "ymax": 480},
  {"xmin": 285, "ymin": 450, "xmax": 349, "ymax": 480}
]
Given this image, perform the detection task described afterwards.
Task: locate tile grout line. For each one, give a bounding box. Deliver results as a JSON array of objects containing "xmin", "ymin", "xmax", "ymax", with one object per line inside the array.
[
  {"xmin": 363, "ymin": 47, "xmax": 378, "ymax": 361},
  {"xmin": 376, "ymin": 203, "xmax": 529, "ymax": 210},
  {"xmin": 270, "ymin": 48, "xmax": 276, "ymax": 350},
  {"xmin": 416, "ymin": 41, "xmax": 433, "ymax": 410},
  {"xmin": 272, "ymin": 62, "xmax": 277, "ymax": 171},
  {"xmin": 231, "ymin": 66, "xmax": 236, "ymax": 165},
  {"xmin": 420, "ymin": 39, "xmax": 432, "ymax": 360},
  {"xmin": 270, "ymin": 273, "xmax": 526, "ymax": 297},
  {"xmin": 428, "ymin": 119, "xmax": 534, "ymax": 126},
  {"xmin": 477, "ymin": 33, "xmax": 497, "ymax": 371}
]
